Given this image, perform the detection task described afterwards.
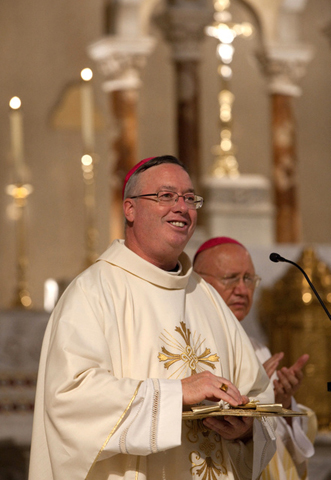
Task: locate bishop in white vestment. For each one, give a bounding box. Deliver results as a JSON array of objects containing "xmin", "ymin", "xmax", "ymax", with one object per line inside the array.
[{"xmin": 29, "ymin": 156, "xmax": 276, "ymax": 480}]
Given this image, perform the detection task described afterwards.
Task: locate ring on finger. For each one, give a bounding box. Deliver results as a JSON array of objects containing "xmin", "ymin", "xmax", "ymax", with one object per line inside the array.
[{"xmin": 220, "ymin": 383, "xmax": 228, "ymax": 393}]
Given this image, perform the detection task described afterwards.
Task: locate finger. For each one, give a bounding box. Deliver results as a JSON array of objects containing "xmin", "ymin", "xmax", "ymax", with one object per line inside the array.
[
  {"xmin": 280, "ymin": 367, "xmax": 300, "ymax": 386},
  {"xmin": 216, "ymin": 384, "xmax": 242, "ymax": 406},
  {"xmin": 290, "ymin": 367, "xmax": 304, "ymax": 382},
  {"xmin": 272, "ymin": 352, "xmax": 284, "ymax": 362},
  {"xmin": 263, "ymin": 353, "xmax": 284, "ymax": 377},
  {"xmin": 203, "ymin": 415, "xmax": 253, "ymax": 440},
  {"xmin": 215, "ymin": 379, "xmax": 244, "ymax": 405},
  {"xmin": 273, "ymin": 378, "xmax": 285, "ymax": 395},
  {"xmin": 203, "ymin": 417, "xmax": 228, "ymax": 434},
  {"xmin": 263, "ymin": 356, "xmax": 279, "ymax": 371},
  {"xmin": 266, "ymin": 358, "xmax": 281, "ymax": 371},
  {"xmin": 223, "ymin": 415, "xmax": 254, "ymax": 430},
  {"xmin": 203, "ymin": 416, "xmax": 235, "ymax": 437},
  {"xmin": 270, "ymin": 352, "xmax": 284, "ymax": 366},
  {"xmin": 240, "ymin": 395, "xmax": 250, "ymax": 405},
  {"xmin": 279, "ymin": 367, "xmax": 303, "ymax": 389},
  {"xmin": 241, "ymin": 416, "xmax": 254, "ymax": 427},
  {"xmin": 277, "ymin": 368, "xmax": 298, "ymax": 393},
  {"xmin": 291, "ymin": 353, "xmax": 309, "ymax": 373},
  {"xmin": 222, "ymin": 415, "xmax": 244, "ymax": 427}
]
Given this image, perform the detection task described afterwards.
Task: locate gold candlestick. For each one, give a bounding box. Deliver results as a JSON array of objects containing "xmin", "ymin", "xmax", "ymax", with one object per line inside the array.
[
  {"xmin": 6, "ymin": 183, "xmax": 33, "ymax": 309},
  {"xmin": 206, "ymin": 0, "xmax": 253, "ymax": 177},
  {"xmin": 9, "ymin": 96, "xmax": 26, "ymax": 183},
  {"xmin": 80, "ymin": 68, "xmax": 99, "ymax": 268},
  {"xmin": 81, "ymin": 154, "xmax": 99, "ymax": 268}
]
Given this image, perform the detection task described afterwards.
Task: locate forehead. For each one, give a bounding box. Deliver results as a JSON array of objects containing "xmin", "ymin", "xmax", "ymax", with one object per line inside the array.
[
  {"xmin": 211, "ymin": 244, "xmax": 255, "ymax": 274},
  {"xmin": 137, "ymin": 163, "xmax": 194, "ymax": 191}
]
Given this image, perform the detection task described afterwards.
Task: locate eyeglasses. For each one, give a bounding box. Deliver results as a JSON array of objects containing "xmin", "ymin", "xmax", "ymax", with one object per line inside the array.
[
  {"xmin": 129, "ymin": 191, "xmax": 204, "ymax": 210},
  {"xmin": 197, "ymin": 273, "xmax": 261, "ymax": 290}
]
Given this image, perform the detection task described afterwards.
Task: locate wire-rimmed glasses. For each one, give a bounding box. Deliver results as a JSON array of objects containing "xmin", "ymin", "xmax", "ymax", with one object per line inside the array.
[{"xmin": 129, "ymin": 191, "xmax": 204, "ymax": 209}]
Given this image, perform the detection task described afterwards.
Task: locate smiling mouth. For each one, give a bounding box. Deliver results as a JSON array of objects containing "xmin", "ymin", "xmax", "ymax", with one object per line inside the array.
[{"xmin": 169, "ymin": 221, "xmax": 187, "ymax": 228}]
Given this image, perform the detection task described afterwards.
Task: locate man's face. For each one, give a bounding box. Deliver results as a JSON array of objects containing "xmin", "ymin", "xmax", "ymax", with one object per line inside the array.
[
  {"xmin": 124, "ymin": 163, "xmax": 197, "ymax": 269},
  {"xmin": 194, "ymin": 244, "xmax": 256, "ymax": 321}
]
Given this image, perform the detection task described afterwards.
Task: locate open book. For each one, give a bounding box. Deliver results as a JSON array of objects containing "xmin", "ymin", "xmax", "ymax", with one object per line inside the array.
[{"xmin": 182, "ymin": 401, "xmax": 307, "ymax": 420}]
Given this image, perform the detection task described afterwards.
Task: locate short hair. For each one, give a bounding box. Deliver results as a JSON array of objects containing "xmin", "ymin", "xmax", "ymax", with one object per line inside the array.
[{"xmin": 123, "ymin": 155, "xmax": 188, "ymax": 199}]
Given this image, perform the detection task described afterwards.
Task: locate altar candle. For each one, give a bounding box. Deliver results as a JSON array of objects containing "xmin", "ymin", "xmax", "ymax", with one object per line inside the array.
[
  {"xmin": 80, "ymin": 68, "xmax": 94, "ymax": 153},
  {"xmin": 9, "ymin": 96, "xmax": 24, "ymax": 175}
]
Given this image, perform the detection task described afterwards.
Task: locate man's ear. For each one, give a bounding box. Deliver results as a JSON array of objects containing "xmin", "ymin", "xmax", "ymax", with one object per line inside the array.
[{"xmin": 123, "ymin": 198, "xmax": 135, "ymax": 223}]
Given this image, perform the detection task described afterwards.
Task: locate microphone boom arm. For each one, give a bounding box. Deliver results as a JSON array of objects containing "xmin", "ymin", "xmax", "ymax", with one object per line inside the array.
[
  {"xmin": 269, "ymin": 252, "xmax": 331, "ymax": 391},
  {"xmin": 280, "ymin": 257, "xmax": 331, "ymax": 322},
  {"xmin": 270, "ymin": 252, "xmax": 331, "ymax": 321}
]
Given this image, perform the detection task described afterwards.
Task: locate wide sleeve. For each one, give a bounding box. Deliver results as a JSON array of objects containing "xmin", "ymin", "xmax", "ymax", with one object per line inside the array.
[
  {"xmin": 275, "ymin": 400, "xmax": 316, "ymax": 466},
  {"xmin": 99, "ymin": 378, "xmax": 182, "ymax": 459}
]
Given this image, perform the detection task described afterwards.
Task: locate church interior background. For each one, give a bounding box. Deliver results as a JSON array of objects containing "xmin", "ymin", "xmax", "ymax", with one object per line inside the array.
[{"xmin": 1, "ymin": 0, "xmax": 331, "ymax": 478}]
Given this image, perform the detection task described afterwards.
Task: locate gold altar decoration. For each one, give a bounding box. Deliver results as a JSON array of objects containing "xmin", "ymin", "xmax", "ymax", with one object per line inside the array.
[
  {"xmin": 258, "ymin": 247, "xmax": 331, "ymax": 430},
  {"xmin": 205, "ymin": 0, "xmax": 253, "ymax": 177}
]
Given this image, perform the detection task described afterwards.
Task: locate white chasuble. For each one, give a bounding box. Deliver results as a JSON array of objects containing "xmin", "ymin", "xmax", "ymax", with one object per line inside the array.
[
  {"xmin": 29, "ymin": 240, "xmax": 276, "ymax": 480},
  {"xmin": 250, "ymin": 338, "xmax": 316, "ymax": 480}
]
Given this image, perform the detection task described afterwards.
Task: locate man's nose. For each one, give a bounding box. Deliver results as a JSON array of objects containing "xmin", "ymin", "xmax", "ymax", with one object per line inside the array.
[
  {"xmin": 233, "ymin": 278, "xmax": 249, "ymax": 292},
  {"xmin": 173, "ymin": 196, "xmax": 189, "ymax": 212}
]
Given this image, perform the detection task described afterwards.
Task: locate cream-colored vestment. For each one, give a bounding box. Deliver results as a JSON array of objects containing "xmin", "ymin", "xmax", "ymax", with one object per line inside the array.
[
  {"xmin": 29, "ymin": 240, "xmax": 276, "ymax": 480},
  {"xmin": 250, "ymin": 338, "xmax": 317, "ymax": 480}
]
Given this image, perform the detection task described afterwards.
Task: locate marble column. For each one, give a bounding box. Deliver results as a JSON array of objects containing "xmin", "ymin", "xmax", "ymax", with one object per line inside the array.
[
  {"xmin": 322, "ymin": 20, "xmax": 331, "ymax": 47},
  {"xmin": 257, "ymin": 45, "xmax": 313, "ymax": 243},
  {"xmin": 88, "ymin": 37, "xmax": 155, "ymax": 240},
  {"xmin": 155, "ymin": 5, "xmax": 213, "ymax": 193}
]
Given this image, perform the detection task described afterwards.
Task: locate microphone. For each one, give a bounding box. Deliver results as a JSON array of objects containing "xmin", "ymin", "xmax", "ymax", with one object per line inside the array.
[
  {"xmin": 270, "ymin": 252, "xmax": 331, "ymax": 391},
  {"xmin": 269, "ymin": 252, "xmax": 286, "ymax": 263},
  {"xmin": 269, "ymin": 252, "xmax": 331, "ymax": 322}
]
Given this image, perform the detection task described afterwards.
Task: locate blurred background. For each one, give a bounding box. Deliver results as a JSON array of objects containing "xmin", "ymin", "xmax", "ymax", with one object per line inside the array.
[{"xmin": 1, "ymin": 0, "xmax": 331, "ymax": 478}]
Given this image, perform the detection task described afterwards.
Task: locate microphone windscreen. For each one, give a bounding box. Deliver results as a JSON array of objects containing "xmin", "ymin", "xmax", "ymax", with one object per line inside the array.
[{"xmin": 269, "ymin": 253, "xmax": 281, "ymax": 263}]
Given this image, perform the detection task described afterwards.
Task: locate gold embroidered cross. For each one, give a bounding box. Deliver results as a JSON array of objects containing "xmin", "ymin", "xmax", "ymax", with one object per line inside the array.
[{"xmin": 158, "ymin": 321, "xmax": 219, "ymax": 377}]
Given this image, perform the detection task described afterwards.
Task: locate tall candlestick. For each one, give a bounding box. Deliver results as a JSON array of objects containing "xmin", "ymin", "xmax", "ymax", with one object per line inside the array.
[
  {"xmin": 6, "ymin": 182, "xmax": 33, "ymax": 309},
  {"xmin": 9, "ymin": 96, "xmax": 24, "ymax": 180},
  {"xmin": 80, "ymin": 68, "xmax": 94, "ymax": 153}
]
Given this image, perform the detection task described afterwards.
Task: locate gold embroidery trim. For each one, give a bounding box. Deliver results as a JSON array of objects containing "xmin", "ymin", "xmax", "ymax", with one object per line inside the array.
[
  {"xmin": 151, "ymin": 378, "xmax": 160, "ymax": 453},
  {"xmin": 85, "ymin": 381, "xmax": 143, "ymax": 480},
  {"xmin": 119, "ymin": 395, "xmax": 145, "ymax": 454}
]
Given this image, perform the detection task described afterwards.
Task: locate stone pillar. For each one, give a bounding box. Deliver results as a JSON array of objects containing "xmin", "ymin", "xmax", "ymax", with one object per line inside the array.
[
  {"xmin": 202, "ymin": 174, "xmax": 274, "ymax": 245},
  {"xmin": 155, "ymin": 5, "xmax": 213, "ymax": 193},
  {"xmin": 322, "ymin": 20, "xmax": 331, "ymax": 47},
  {"xmin": 88, "ymin": 37, "xmax": 155, "ymax": 241},
  {"xmin": 272, "ymin": 91, "xmax": 299, "ymax": 243},
  {"xmin": 257, "ymin": 45, "xmax": 313, "ymax": 243}
]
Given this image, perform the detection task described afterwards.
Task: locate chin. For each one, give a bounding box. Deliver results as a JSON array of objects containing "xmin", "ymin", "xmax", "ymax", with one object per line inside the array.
[
  {"xmin": 169, "ymin": 235, "xmax": 191, "ymax": 250},
  {"xmin": 233, "ymin": 310, "xmax": 246, "ymax": 322}
]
